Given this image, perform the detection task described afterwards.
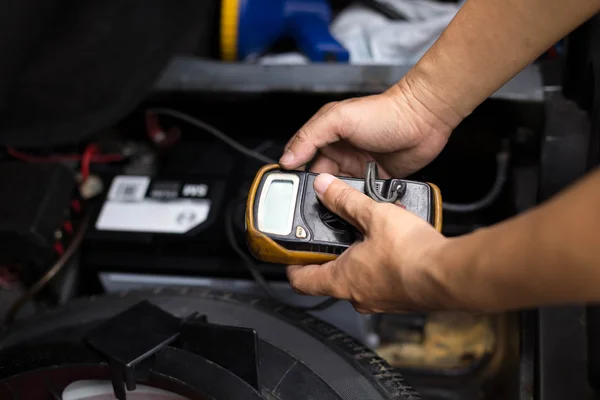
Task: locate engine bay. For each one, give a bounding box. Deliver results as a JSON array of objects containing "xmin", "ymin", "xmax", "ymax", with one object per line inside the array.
[
  {"xmin": 0, "ymin": 83, "xmax": 553, "ymax": 399},
  {"xmin": 0, "ymin": 1, "xmax": 593, "ymax": 395}
]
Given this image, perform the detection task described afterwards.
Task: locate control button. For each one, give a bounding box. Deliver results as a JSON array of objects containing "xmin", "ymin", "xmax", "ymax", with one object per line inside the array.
[
  {"xmin": 296, "ymin": 226, "xmax": 307, "ymax": 238},
  {"xmin": 318, "ymin": 202, "xmax": 351, "ymax": 232}
]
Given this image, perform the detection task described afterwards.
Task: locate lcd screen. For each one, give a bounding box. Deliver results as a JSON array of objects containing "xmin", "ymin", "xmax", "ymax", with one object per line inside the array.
[{"xmin": 258, "ymin": 179, "xmax": 295, "ymax": 235}]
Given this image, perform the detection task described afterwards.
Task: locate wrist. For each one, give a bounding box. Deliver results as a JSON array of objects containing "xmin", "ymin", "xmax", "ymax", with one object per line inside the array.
[
  {"xmin": 391, "ymin": 32, "xmax": 497, "ymax": 126},
  {"xmin": 386, "ymin": 70, "xmax": 464, "ymax": 140},
  {"xmin": 401, "ymin": 236, "xmax": 462, "ymax": 311},
  {"xmin": 431, "ymin": 227, "xmax": 521, "ymax": 313},
  {"xmin": 422, "ymin": 232, "xmax": 495, "ymax": 312}
]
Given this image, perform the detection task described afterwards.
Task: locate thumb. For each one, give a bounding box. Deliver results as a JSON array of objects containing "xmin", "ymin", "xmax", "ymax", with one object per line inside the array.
[
  {"xmin": 287, "ymin": 262, "xmax": 342, "ymax": 297},
  {"xmin": 314, "ymin": 173, "xmax": 375, "ymax": 232}
]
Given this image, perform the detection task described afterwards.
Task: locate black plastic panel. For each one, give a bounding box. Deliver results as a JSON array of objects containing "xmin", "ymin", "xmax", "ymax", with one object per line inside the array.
[{"xmin": 156, "ymin": 57, "xmax": 544, "ymax": 101}]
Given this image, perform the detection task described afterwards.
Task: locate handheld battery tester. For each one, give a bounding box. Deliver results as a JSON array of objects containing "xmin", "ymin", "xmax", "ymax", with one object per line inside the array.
[{"xmin": 245, "ymin": 162, "xmax": 442, "ymax": 265}]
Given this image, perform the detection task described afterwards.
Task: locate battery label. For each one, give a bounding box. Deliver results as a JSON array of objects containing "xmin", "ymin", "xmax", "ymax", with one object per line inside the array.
[
  {"xmin": 108, "ymin": 176, "xmax": 150, "ymax": 202},
  {"xmin": 149, "ymin": 181, "xmax": 180, "ymax": 200},
  {"xmin": 96, "ymin": 176, "xmax": 212, "ymax": 234}
]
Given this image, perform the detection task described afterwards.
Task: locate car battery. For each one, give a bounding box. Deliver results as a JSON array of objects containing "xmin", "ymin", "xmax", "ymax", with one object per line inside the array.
[{"xmin": 82, "ymin": 141, "xmax": 286, "ymax": 286}]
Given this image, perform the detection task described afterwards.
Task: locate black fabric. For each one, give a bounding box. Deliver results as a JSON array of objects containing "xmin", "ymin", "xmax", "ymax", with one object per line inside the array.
[
  {"xmin": 563, "ymin": 13, "xmax": 600, "ymax": 394},
  {"xmin": 563, "ymin": 14, "xmax": 600, "ymax": 168},
  {"xmin": 588, "ymin": 17, "xmax": 600, "ymax": 169},
  {"xmin": 0, "ymin": 0, "xmax": 219, "ymax": 148}
]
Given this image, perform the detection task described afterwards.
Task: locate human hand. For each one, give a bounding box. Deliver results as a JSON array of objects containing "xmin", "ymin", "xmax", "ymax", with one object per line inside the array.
[
  {"xmin": 279, "ymin": 75, "xmax": 465, "ymax": 178},
  {"xmin": 286, "ymin": 173, "xmax": 452, "ymax": 313}
]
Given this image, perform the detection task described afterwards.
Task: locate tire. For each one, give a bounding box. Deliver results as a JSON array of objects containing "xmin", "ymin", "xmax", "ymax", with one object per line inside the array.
[{"xmin": 0, "ymin": 288, "xmax": 421, "ymax": 400}]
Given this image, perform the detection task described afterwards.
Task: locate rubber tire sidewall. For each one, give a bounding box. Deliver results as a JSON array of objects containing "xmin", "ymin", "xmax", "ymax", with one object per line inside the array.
[{"xmin": 0, "ymin": 289, "xmax": 420, "ymax": 400}]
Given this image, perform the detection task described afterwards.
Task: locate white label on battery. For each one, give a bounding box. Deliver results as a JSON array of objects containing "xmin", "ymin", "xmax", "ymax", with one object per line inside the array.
[
  {"xmin": 107, "ymin": 176, "xmax": 150, "ymax": 202},
  {"xmin": 96, "ymin": 176, "xmax": 211, "ymax": 234}
]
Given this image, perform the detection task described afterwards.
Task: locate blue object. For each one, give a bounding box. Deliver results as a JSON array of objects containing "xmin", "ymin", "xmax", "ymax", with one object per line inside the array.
[{"xmin": 237, "ymin": 0, "xmax": 349, "ymax": 62}]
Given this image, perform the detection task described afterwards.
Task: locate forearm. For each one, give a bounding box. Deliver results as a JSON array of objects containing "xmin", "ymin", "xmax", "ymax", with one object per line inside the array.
[
  {"xmin": 395, "ymin": 0, "xmax": 600, "ymax": 121},
  {"xmin": 436, "ymin": 168, "xmax": 600, "ymax": 312}
]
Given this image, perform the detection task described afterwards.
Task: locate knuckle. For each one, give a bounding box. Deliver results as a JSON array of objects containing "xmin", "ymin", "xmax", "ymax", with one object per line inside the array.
[
  {"xmin": 328, "ymin": 285, "xmax": 345, "ymax": 300},
  {"xmin": 287, "ymin": 269, "xmax": 301, "ymax": 286},
  {"xmin": 295, "ymin": 128, "xmax": 311, "ymax": 143},
  {"xmin": 338, "ymin": 156, "xmax": 360, "ymax": 177},
  {"xmin": 361, "ymin": 204, "xmax": 376, "ymax": 225},
  {"xmin": 351, "ymin": 302, "xmax": 370, "ymax": 314},
  {"xmin": 332, "ymin": 106, "xmax": 351, "ymax": 132},
  {"xmin": 289, "ymin": 279, "xmax": 306, "ymax": 295},
  {"xmin": 333, "ymin": 187, "xmax": 354, "ymax": 212},
  {"xmin": 328, "ymin": 270, "xmax": 349, "ymax": 299},
  {"xmin": 350, "ymin": 290, "xmax": 365, "ymax": 305}
]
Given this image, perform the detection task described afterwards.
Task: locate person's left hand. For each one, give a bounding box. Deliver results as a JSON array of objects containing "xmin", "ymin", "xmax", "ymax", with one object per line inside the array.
[{"xmin": 287, "ymin": 173, "xmax": 452, "ymax": 313}]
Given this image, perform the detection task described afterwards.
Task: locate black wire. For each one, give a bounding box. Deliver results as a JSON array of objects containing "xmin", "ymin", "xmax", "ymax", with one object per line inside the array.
[
  {"xmin": 148, "ymin": 108, "xmax": 276, "ymax": 164},
  {"xmin": 225, "ymin": 198, "xmax": 339, "ymax": 312},
  {"xmin": 5, "ymin": 215, "xmax": 90, "ymax": 325},
  {"xmin": 365, "ymin": 161, "xmax": 401, "ymax": 203},
  {"xmin": 442, "ymin": 141, "xmax": 510, "ymax": 213}
]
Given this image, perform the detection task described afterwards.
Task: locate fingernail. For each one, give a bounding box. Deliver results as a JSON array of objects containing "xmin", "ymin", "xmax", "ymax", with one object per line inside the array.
[
  {"xmin": 314, "ymin": 173, "xmax": 335, "ymax": 195},
  {"xmin": 279, "ymin": 150, "xmax": 294, "ymax": 166}
]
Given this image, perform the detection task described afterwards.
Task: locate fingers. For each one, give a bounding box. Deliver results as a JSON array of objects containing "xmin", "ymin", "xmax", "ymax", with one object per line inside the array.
[
  {"xmin": 280, "ymin": 102, "xmax": 346, "ymax": 170},
  {"xmin": 287, "ymin": 244, "xmax": 366, "ymax": 301},
  {"xmin": 309, "ymin": 143, "xmax": 370, "ymax": 176},
  {"xmin": 318, "ymin": 142, "xmax": 372, "ymax": 177},
  {"xmin": 284, "ymin": 102, "xmax": 339, "ymax": 153},
  {"xmin": 310, "ymin": 143, "xmax": 393, "ymax": 178},
  {"xmin": 310, "ymin": 155, "xmax": 340, "ymax": 175},
  {"xmin": 287, "ymin": 262, "xmax": 348, "ymax": 299},
  {"xmin": 313, "ymin": 173, "xmax": 375, "ymax": 232}
]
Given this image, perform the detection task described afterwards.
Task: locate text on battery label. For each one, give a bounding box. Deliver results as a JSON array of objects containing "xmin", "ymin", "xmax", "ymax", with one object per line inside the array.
[
  {"xmin": 116, "ymin": 184, "xmax": 139, "ymax": 199},
  {"xmin": 182, "ymin": 184, "xmax": 208, "ymax": 197},
  {"xmin": 108, "ymin": 176, "xmax": 150, "ymax": 202}
]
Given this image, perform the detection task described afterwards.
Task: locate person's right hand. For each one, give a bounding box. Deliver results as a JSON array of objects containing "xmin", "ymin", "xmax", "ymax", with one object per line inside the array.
[{"xmin": 279, "ymin": 76, "xmax": 466, "ymax": 178}]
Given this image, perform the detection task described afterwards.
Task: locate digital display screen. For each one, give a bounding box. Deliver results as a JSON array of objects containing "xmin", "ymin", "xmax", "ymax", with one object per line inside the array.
[{"xmin": 258, "ymin": 179, "xmax": 295, "ymax": 235}]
